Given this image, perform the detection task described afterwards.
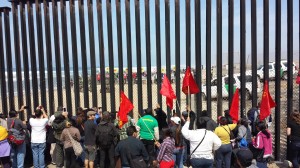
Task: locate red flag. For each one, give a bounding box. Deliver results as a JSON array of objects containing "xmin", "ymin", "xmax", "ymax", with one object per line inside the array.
[
  {"xmin": 229, "ymin": 88, "xmax": 239, "ymax": 122},
  {"xmin": 182, "ymin": 67, "xmax": 200, "ymax": 94},
  {"xmin": 259, "ymin": 81, "xmax": 276, "ymax": 121},
  {"xmin": 118, "ymin": 91, "xmax": 134, "ymax": 128},
  {"xmin": 160, "ymin": 75, "xmax": 176, "ymax": 109}
]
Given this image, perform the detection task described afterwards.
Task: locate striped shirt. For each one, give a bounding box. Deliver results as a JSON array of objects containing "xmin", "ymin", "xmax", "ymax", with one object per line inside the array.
[{"xmin": 157, "ymin": 137, "xmax": 175, "ymax": 162}]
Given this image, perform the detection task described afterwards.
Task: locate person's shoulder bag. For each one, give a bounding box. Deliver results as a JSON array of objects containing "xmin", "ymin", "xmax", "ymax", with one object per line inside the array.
[
  {"xmin": 186, "ymin": 130, "xmax": 207, "ymax": 168},
  {"xmin": 66, "ymin": 129, "xmax": 83, "ymax": 157}
]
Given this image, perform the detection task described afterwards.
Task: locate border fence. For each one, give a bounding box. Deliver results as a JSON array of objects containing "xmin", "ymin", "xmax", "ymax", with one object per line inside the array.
[{"xmin": 0, "ymin": 0, "xmax": 299, "ymax": 161}]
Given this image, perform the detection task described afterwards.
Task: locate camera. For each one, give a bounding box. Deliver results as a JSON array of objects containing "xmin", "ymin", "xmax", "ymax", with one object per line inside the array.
[{"xmin": 63, "ymin": 107, "xmax": 66, "ymax": 112}]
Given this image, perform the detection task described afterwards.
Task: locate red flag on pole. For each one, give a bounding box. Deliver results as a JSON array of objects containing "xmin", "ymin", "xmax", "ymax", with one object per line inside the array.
[
  {"xmin": 259, "ymin": 81, "xmax": 276, "ymax": 121},
  {"xmin": 182, "ymin": 67, "xmax": 200, "ymax": 95},
  {"xmin": 118, "ymin": 91, "xmax": 134, "ymax": 128},
  {"xmin": 229, "ymin": 88, "xmax": 239, "ymax": 122},
  {"xmin": 160, "ymin": 75, "xmax": 176, "ymax": 109}
]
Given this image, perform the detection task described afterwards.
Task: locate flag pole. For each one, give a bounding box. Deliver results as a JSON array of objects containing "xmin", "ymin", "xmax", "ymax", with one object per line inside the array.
[
  {"xmin": 176, "ymin": 99, "xmax": 181, "ymax": 113},
  {"xmin": 188, "ymin": 86, "xmax": 190, "ymax": 118}
]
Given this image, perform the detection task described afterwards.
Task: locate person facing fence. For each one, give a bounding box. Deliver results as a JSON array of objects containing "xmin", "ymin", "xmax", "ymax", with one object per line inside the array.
[
  {"xmin": 214, "ymin": 116, "xmax": 237, "ymax": 168},
  {"xmin": 115, "ymin": 125, "xmax": 149, "ymax": 168},
  {"xmin": 287, "ymin": 110, "xmax": 300, "ymax": 168},
  {"xmin": 182, "ymin": 116, "xmax": 222, "ymax": 168}
]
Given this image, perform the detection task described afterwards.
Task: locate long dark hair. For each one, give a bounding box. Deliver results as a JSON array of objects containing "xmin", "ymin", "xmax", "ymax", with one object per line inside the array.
[
  {"xmin": 162, "ymin": 128, "xmax": 172, "ymax": 139},
  {"xmin": 240, "ymin": 118, "xmax": 249, "ymax": 128},
  {"xmin": 290, "ymin": 110, "xmax": 300, "ymax": 125},
  {"xmin": 256, "ymin": 121, "xmax": 270, "ymax": 139},
  {"xmin": 175, "ymin": 124, "xmax": 182, "ymax": 146}
]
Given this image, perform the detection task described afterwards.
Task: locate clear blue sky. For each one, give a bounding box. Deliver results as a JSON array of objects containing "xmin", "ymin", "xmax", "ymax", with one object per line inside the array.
[{"xmin": 0, "ymin": 0, "xmax": 299, "ymax": 69}]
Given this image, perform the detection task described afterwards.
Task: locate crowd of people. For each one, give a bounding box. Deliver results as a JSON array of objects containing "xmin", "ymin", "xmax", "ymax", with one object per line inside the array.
[{"xmin": 0, "ymin": 104, "xmax": 299, "ymax": 168}]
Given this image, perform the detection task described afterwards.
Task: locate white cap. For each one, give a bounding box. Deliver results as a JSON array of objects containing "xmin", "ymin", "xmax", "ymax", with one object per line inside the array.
[{"xmin": 171, "ymin": 116, "xmax": 181, "ymax": 125}]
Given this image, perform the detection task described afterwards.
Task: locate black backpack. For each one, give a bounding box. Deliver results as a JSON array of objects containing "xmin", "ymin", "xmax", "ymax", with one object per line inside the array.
[{"xmin": 96, "ymin": 124, "xmax": 114, "ymax": 149}]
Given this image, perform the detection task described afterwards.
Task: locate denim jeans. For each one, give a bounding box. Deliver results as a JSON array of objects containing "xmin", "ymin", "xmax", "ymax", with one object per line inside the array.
[
  {"xmin": 10, "ymin": 142, "xmax": 26, "ymax": 168},
  {"xmin": 215, "ymin": 144, "xmax": 232, "ymax": 168},
  {"xmin": 290, "ymin": 141, "xmax": 300, "ymax": 168},
  {"xmin": 173, "ymin": 147, "xmax": 185, "ymax": 168},
  {"xmin": 31, "ymin": 143, "xmax": 46, "ymax": 168},
  {"xmin": 256, "ymin": 161, "xmax": 267, "ymax": 168},
  {"xmin": 190, "ymin": 158, "xmax": 214, "ymax": 168}
]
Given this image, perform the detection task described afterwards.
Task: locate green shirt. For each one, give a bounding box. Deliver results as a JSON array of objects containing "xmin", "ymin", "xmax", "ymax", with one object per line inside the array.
[{"xmin": 137, "ymin": 115, "xmax": 158, "ymax": 140}]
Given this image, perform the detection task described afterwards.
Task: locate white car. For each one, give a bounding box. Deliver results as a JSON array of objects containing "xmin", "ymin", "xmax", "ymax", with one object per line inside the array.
[
  {"xmin": 201, "ymin": 74, "xmax": 262, "ymax": 100},
  {"xmin": 257, "ymin": 60, "xmax": 298, "ymax": 80}
]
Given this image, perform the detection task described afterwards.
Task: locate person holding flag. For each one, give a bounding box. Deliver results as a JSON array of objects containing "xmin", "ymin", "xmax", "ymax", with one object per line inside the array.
[{"xmin": 116, "ymin": 91, "xmax": 134, "ymax": 141}]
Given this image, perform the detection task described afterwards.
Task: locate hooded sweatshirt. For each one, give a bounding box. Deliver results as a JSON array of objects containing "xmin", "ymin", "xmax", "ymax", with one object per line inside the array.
[{"xmin": 252, "ymin": 130, "xmax": 272, "ymax": 158}]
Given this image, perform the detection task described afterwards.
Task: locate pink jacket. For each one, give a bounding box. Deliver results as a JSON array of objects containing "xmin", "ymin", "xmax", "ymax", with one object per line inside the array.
[{"xmin": 253, "ymin": 130, "xmax": 272, "ymax": 158}]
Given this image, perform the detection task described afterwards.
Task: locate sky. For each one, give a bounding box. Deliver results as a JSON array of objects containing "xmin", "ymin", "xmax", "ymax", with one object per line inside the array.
[{"xmin": 0, "ymin": 0, "xmax": 299, "ymax": 70}]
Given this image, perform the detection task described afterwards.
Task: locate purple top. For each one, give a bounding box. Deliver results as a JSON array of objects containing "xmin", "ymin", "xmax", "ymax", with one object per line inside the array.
[
  {"xmin": 157, "ymin": 137, "xmax": 175, "ymax": 162},
  {"xmin": 0, "ymin": 139, "xmax": 11, "ymax": 157}
]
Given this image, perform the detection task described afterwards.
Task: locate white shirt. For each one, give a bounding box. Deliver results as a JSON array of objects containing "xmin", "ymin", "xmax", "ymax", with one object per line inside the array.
[
  {"xmin": 182, "ymin": 121, "xmax": 222, "ymax": 159},
  {"xmin": 29, "ymin": 118, "xmax": 48, "ymax": 143}
]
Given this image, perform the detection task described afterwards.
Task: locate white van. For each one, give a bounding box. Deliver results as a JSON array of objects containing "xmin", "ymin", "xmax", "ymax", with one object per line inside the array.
[
  {"xmin": 257, "ymin": 60, "xmax": 298, "ymax": 80},
  {"xmin": 201, "ymin": 74, "xmax": 262, "ymax": 100}
]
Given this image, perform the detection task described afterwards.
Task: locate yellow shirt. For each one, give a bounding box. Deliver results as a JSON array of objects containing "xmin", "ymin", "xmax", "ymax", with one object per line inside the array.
[{"xmin": 214, "ymin": 124, "xmax": 237, "ymax": 144}]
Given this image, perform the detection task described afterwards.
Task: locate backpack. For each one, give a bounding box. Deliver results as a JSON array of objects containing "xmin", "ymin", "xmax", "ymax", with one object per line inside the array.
[
  {"xmin": 247, "ymin": 107, "xmax": 258, "ymax": 126},
  {"xmin": 96, "ymin": 124, "xmax": 114, "ymax": 149},
  {"xmin": 8, "ymin": 120, "xmax": 25, "ymax": 146},
  {"xmin": 0, "ymin": 125, "xmax": 8, "ymax": 141}
]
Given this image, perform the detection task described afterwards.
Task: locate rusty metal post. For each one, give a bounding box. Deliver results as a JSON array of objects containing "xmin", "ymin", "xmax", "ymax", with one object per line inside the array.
[
  {"xmin": 106, "ymin": 0, "xmax": 116, "ymax": 112},
  {"xmin": 155, "ymin": 0, "xmax": 162, "ymax": 109},
  {"xmin": 0, "ymin": 9, "xmax": 8, "ymax": 114},
  {"xmin": 43, "ymin": 0, "xmax": 54, "ymax": 114},
  {"xmin": 19, "ymin": 2, "xmax": 32, "ymax": 114},
  {"xmin": 240, "ymin": 0, "xmax": 246, "ymax": 117},
  {"xmin": 12, "ymin": 2, "xmax": 23, "ymax": 110},
  {"xmin": 251, "ymin": 0, "xmax": 258, "ymax": 108},
  {"xmin": 3, "ymin": 7, "xmax": 15, "ymax": 110},
  {"xmin": 275, "ymin": 0, "xmax": 281, "ymax": 160},
  {"xmin": 135, "ymin": 0, "xmax": 143, "ymax": 114},
  {"xmin": 87, "ymin": 0, "xmax": 98, "ymax": 108},
  {"xmin": 125, "ymin": 0, "xmax": 133, "ymax": 112},
  {"xmin": 206, "ymin": 0, "xmax": 212, "ymax": 117},
  {"xmin": 116, "ymin": 0, "xmax": 124, "ymax": 93},
  {"xmin": 195, "ymin": 0, "xmax": 201, "ymax": 114},
  {"xmin": 216, "ymin": 0, "xmax": 222, "ymax": 117},
  {"xmin": 145, "ymin": 0, "xmax": 152, "ymax": 108},
  {"xmin": 52, "ymin": 0, "xmax": 63, "ymax": 107},
  {"xmin": 228, "ymin": 0, "xmax": 234, "ymax": 107},
  {"xmin": 69, "ymin": 0, "xmax": 80, "ymax": 110},
  {"xmin": 35, "ymin": 0, "xmax": 47, "ymax": 108},
  {"xmin": 175, "ymin": 0, "xmax": 181, "ymax": 116},
  {"xmin": 60, "ymin": 0, "xmax": 72, "ymax": 114},
  {"xmin": 78, "ymin": 0, "xmax": 90, "ymax": 108},
  {"xmin": 96, "ymin": 0, "xmax": 107, "ymax": 110}
]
